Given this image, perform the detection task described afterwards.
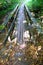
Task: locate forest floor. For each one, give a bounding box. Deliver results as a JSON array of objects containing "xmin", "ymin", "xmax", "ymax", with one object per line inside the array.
[{"xmin": 0, "ymin": 4, "xmax": 43, "ymax": 65}]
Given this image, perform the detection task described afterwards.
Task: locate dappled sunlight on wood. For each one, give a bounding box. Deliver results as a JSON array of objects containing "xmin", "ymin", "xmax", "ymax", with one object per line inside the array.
[
  {"xmin": 8, "ymin": 36, "xmax": 17, "ymax": 44},
  {"xmin": 23, "ymin": 30, "xmax": 30, "ymax": 42},
  {"xmin": 23, "ymin": 20, "xmax": 27, "ymax": 23}
]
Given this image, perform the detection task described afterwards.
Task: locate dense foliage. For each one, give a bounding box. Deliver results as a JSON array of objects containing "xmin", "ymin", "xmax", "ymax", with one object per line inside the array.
[
  {"xmin": 0, "ymin": 0, "xmax": 19, "ymax": 10},
  {"xmin": 26, "ymin": 0, "xmax": 43, "ymax": 12},
  {"xmin": 0, "ymin": 0, "xmax": 20, "ymax": 18}
]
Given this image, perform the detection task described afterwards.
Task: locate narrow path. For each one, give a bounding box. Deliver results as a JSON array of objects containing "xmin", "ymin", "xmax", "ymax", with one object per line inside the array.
[
  {"xmin": 17, "ymin": 4, "xmax": 25, "ymax": 44},
  {"xmin": 14, "ymin": 4, "xmax": 28, "ymax": 65}
]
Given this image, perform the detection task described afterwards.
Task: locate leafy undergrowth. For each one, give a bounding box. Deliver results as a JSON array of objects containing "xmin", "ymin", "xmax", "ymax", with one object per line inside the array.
[
  {"xmin": 26, "ymin": 0, "xmax": 43, "ymax": 17},
  {"xmin": 0, "ymin": 4, "xmax": 16, "ymax": 18},
  {"xmin": 0, "ymin": 41, "xmax": 43, "ymax": 65},
  {"xmin": 25, "ymin": 44, "xmax": 43, "ymax": 65},
  {"xmin": 0, "ymin": 42, "xmax": 18, "ymax": 65}
]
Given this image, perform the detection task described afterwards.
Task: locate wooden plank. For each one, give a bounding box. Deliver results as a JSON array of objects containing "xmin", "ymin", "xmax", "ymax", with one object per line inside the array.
[
  {"xmin": 3, "ymin": 6, "xmax": 19, "ymax": 45},
  {"xmin": 24, "ymin": 5, "xmax": 37, "ymax": 24},
  {"xmin": 2, "ymin": 4, "xmax": 19, "ymax": 29}
]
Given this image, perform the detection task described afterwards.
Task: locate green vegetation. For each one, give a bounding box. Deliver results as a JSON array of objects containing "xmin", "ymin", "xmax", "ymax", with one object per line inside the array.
[
  {"xmin": 26, "ymin": 0, "xmax": 43, "ymax": 33},
  {"xmin": 0, "ymin": 0, "xmax": 20, "ymax": 18},
  {"xmin": 0, "ymin": 25, "xmax": 5, "ymax": 30},
  {"xmin": 0, "ymin": 0, "xmax": 24, "ymax": 30},
  {"xmin": 26, "ymin": 0, "xmax": 43, "ymax": 14}
]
